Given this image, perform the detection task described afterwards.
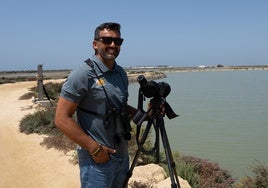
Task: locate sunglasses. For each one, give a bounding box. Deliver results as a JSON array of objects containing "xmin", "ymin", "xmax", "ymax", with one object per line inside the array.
[{"xmin": 96, "ymin": 37, "xmax": 124, "ymax": 46}]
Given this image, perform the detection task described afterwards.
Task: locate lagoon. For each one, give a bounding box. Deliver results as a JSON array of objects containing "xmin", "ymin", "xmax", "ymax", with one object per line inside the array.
[{"xmin": 128, "ymin": 70, "xmax": 268, "ymax": 179}]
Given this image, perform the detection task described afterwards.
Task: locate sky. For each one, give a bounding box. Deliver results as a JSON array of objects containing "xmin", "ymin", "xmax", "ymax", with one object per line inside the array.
[{"xmin": 1, "ymin": 1, "xmax": 268, "ymax": 71}]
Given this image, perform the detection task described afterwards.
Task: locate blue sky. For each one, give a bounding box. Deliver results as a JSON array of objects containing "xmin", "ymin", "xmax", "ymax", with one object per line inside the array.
[{"xmin": 1, "ymin": 1, "xmax": 267, "ymax": 71}]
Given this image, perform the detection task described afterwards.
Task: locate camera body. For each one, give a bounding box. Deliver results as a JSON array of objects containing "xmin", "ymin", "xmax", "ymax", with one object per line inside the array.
[
  {"xmin": 133, "ymin": 75, "xmax": 178, "ymax": 125},
  {"xmin": 137, "ymin": 75, "xmax": 171, "ymax": 99},
  {"xmin": 119, "ymin": 106, "xmax": 132, "ymax": 140}
]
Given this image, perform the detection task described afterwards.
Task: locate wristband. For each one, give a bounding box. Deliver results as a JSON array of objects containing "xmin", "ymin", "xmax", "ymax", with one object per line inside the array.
[{"xmin": 90, "ymin": 144, "xmax": 102, "ymax": 156}]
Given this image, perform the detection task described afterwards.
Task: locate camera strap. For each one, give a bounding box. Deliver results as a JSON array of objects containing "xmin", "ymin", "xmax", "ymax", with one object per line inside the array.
[
  {"xmin": 77, "ymin": 58, "xmax": 116, "ymax": 119},
  {"xmin": 85, "ymin": 58, "xmax": 115, "ymax": 110},
  {"xmin": 79, "ymin": 58, "xmax": 131, "ymax": 143}
]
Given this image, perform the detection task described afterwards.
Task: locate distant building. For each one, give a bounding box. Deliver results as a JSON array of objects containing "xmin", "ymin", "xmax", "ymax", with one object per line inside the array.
[{"xmin": 197, "ymin": 65, "xmax": 207, "ymax": 68}]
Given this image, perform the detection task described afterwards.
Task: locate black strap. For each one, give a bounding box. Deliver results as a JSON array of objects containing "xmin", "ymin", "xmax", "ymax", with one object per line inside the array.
[
  {"xmin": 42, "ymin": 85, "xmax": 53, "ymax": 107},
  {"xmin": 78, "ymin": 106, "xmax": 109, "ymax": 119},
  {"xmin": 85, "ymin": 58, "xmax": 122, "ymax": 145},
  {"xmin": 84, "ymin": 58, "xmax": 94, "ymax": 67},
  {"xmin": 85, "ymin": 58, "xmax": 115, "ymax": 112}
]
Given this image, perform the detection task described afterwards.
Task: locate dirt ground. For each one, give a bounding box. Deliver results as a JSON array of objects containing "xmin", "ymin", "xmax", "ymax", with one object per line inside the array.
[{"xmin": 0, "ymin": 81, "xmax": 79, "ymax": 188}]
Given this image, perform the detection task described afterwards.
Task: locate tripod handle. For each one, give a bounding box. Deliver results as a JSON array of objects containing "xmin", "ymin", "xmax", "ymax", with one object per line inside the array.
[
  {"xmin": 132, "ymin": 107, "xmax": 152, "ymax": 126},
  {"xmin": 164, "ymin": 101, "xmax": 179, "ymax": 119}
]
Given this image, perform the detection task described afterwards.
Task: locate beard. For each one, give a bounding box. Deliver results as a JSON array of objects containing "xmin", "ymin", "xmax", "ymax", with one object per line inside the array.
[{"xmin": 99, "ymin": 47, "xmax": 119, "ymax": 61}]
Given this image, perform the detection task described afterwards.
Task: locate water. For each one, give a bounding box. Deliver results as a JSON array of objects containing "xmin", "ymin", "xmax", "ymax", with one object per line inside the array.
[{"xmin": 128, "ymin": 70, "xmax": 268, "ymax": 179}]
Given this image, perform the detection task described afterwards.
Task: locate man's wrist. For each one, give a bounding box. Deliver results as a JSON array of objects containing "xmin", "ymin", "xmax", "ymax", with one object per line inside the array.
[{"xmin": 90, "ymin": 144, "xmax": 102, "ymax": 156}]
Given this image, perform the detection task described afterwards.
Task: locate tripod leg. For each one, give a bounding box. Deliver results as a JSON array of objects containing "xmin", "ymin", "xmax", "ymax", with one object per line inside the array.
[
  {"xmin": 157, "ymin": 116, "xmax": 181, "ymax": 188},
  {"xmin": 152, "ymin": 118, "xmax": 160, "ymax": 163},
  {"xmin": 123, "ymin": 119, "xmax": 153, "ymax": 188}
]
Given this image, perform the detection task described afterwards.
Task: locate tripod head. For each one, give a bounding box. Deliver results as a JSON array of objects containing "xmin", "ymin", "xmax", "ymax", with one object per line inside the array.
[
  {"xmin": 137, "ymin": 74, "xmax": 171, "ymax": 99},
  {"xmin": 133, "ymin": 75, "xmax": 178, "ymax": 126}
]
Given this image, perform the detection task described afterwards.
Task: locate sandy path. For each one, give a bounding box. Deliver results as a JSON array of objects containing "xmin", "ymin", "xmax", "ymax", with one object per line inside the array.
[{"xmin": 0, "ymin": 81, "xmax": 79, "ymax": 188}]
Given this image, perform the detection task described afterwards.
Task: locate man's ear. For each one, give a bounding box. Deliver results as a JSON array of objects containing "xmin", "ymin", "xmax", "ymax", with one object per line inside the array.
[{"xmin": 93, "ymin": 41, "xmax": 97, "ymax": 50}]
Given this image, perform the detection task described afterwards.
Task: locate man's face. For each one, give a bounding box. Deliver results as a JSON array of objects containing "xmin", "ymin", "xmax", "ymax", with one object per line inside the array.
[{"xmin": 93, "ymin": 29, "xmax": 122, "ymax": 63}]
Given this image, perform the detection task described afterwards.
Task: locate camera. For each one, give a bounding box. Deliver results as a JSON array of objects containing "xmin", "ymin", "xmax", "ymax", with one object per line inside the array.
[
  {"xmin": 137, "ymin": 75, "xmax": 171, "ymax": 99},
  {"xmin": 120, "ymin": 107, "xmax": 132, "ymax": 140},
  {"xmin": 135, "ymin": 75, "xmax": 178, "ymax": 120}
]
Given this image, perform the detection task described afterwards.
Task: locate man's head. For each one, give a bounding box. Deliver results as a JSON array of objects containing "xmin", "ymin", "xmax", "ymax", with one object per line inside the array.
[{"xmin": 93, "ymin": 22, "xmax": 124, "ymax": 67}]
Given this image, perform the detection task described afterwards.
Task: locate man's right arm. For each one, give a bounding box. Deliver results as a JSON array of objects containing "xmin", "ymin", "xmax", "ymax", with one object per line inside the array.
[
  {"xmin": 54, "ymin": 97, "xmax": 115, "ymax": 163},
  {"xmin": 55, "ymin": 97, "xmax": 99, "ymax": 153}
]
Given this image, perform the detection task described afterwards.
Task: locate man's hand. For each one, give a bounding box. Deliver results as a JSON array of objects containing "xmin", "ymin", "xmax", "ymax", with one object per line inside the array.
[
  {"xmin": 92, "ymin": 145, "xmax": 116, "ymax": 164},
  {"xmin": 147, "ymin": 102, "xmax": 166, "ymax": 117}
]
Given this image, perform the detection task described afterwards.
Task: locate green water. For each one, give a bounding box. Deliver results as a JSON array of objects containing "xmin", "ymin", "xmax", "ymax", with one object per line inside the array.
[{"xmin": 128, "ymin": 70, "xmax": 268, "ymax": 179}]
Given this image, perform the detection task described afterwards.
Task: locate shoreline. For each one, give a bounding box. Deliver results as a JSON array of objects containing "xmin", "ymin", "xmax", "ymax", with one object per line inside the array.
[
  {"xmin": 168, "ymin": 66, "xmax": 268, "ymax": 73},
  {"xmin": 1, "ymin": 65, "xmax": 268, "ymax": 85}
]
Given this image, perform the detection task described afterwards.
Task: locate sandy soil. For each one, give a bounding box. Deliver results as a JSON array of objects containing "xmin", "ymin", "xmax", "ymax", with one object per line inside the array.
[{"xmin": 0, "ymin": 81, "xmax": 79, "ymax": 188}]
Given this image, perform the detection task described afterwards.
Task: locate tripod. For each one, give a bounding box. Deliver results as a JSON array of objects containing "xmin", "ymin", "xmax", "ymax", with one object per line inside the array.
[{"xmin": 123, "ymin": 98, "xmax": 181, "ymax": 188}]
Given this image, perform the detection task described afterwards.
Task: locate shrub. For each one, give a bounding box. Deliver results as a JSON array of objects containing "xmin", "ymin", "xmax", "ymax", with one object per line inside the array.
[
  {"xmin": 19, "ymin": 92, "xmax": 35, "ymax": 100},
  {"xmin": 234, "ymin": 161, "xmax": 268, "ymax": 188},
  {"xmin": 253, "ymin": 162, "xmax": 268, "ymax": 188},
  {"xmin": 42, "ymin": 82, "xmax": 63, "ymax": 100},
  {"xmin": 18, "ymin": 82, "xmax": 63, "ymax": 101},
  {"xmin": 19, "ymin": 106, "xmax": 76, "ymax": 153},
  {"xmin": 179, "ymin": 155, "xmax": 235, "ymax": 188},
  {"xmin": 41, "ymin": 135, "xmax": 76, "ymax": 154},
  {"xmin": 19, "ymin": 107, "xmax": 59, "ymax": 135},
  {"xmin": 177, "ymin": 160, "xmax": 200, "ymax": 188},
  {"xmin": 128, "ymin": 125, "xmax": 158, "ymax": 165}
]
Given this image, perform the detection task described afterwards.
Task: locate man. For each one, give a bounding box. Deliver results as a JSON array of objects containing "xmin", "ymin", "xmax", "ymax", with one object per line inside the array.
[{"xmin": 55, "ymin": 22, "xmax": 136, "ymax": 188}]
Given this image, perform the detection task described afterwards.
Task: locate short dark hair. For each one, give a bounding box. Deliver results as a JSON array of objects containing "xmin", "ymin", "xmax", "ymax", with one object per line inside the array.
[{"xmin": 94, "ymin": 22, "xmax": 121, "ymax": 39}]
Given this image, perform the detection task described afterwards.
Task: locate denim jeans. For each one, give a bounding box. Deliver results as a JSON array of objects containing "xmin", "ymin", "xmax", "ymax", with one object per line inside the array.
[{"xmin": 77, "ymin": 147, "xmax": 129, "ymax": 188}]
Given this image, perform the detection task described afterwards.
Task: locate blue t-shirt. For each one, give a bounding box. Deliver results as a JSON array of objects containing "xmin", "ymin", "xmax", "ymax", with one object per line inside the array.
[{"xmin": 60, "ymin": 55, "xmax": 129, "ymax": 157}]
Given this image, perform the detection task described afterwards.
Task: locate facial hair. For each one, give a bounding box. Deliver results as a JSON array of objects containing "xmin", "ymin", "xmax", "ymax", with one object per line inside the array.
[{"xmin": 98, "ymin": 47, "xmax": 119, "ymax": 61}]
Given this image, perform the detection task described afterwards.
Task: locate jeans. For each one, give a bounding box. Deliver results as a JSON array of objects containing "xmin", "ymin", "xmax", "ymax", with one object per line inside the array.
[{"xmin": 77, "ymin": 147, "xmax": 129, "ymax": 188}]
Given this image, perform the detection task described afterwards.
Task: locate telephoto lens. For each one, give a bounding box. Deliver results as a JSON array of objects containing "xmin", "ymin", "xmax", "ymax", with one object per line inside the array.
[
  {"xmin": 137, "ymin": 75, "xmax": 159, "ymax": 98},
  {"xmin": 137, "ymin": 75, "xmax": 148, "ymax": 87}
]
